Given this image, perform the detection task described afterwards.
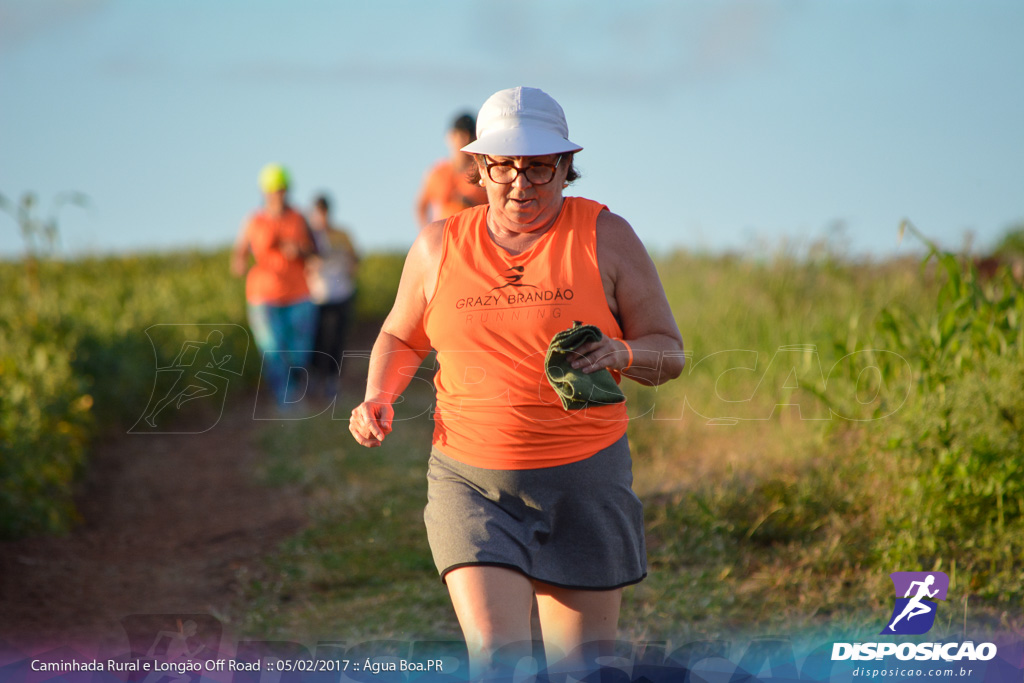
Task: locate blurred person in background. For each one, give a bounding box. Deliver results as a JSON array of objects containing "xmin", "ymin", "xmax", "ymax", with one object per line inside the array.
[
  {"xmin": 351, "ymin": 87, "xmax": 684, "ymax": 679},
  {"xmin": 231, "ymin": 163, "xmax": 317, "ymax": 407},
  {"xmin": 415, "ymin": 111, "xmax": 488, "ymax": 229},
  {"xmin": 305, "ymin": 193, "xmax": 359, "ymax": 399}
]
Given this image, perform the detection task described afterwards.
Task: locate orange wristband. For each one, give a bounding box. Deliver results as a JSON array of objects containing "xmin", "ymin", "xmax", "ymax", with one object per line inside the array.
[{"xmin": 617, "ymin": 338, "xmax": 633, "ymax": 370}]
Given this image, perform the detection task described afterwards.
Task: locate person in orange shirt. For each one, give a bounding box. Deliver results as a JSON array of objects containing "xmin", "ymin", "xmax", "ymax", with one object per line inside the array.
[
  {"xmin": 231, "ymin": 163, "xmax": 317, "ymax": 407},
  {"xmin": 350, "ymin": 88, "xmax": 685, "ymax": 679},
  {"xmin": 415, "ymin": 112, "xmax": 488, "ymax": 228}
]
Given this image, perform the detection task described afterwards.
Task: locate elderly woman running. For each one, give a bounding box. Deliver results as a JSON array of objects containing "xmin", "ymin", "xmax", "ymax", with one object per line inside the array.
[{"xmin": 350, "ymin": 87, "xmax": 684, "ymax": 678}]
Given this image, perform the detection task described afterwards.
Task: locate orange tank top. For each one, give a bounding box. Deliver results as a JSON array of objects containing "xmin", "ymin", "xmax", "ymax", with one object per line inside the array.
[
  {"xmin": 421, "ymin": 159, "xmax": 488, "ymax": 222},
  {"xmin": 245, "ymin": 208, "xmax": 313, "ymax": 305},
  {"xmin": 422, "ymin": 197, "xmax": 628, "ymax": 470}
]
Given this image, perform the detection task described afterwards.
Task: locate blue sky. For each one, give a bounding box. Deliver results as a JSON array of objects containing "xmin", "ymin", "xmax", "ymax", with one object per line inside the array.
[{"xmin": 1, "ymin": 0, "xmax": 1022, "ymax": 260}]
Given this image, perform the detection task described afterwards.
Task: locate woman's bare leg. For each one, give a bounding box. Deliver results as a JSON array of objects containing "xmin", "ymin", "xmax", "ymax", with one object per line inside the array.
[
  {"xmin": 445, "ymin": 566, "xmax": 537, "ymax": 679},
  {"xmin": 534, "ymin": 584, "xmax": 623, "ymax": 678}
]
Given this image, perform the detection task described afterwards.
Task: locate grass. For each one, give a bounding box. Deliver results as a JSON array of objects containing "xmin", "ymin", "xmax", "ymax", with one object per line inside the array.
[
  {"xmin": 235, "ymin": 247, "xmax": 1023, "ymax": 649},
  {"xmin": 241, "ymin": 368, "xmax": 463, "ymax": 643},
  {"xmin": 6, "ymin": 239, "xmax": 1018, "ymax": 649}
]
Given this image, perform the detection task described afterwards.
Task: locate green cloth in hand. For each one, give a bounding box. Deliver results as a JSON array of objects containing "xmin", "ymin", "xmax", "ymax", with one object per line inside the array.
[{"xmin": 544, "ymin": 320, "xmax": 626, "ymax": 411}]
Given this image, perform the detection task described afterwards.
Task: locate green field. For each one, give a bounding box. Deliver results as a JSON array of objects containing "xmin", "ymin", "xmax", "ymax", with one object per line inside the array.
[{"xmin": 2, "ymin": 231, "xmax": 1021, "ymax": 643}]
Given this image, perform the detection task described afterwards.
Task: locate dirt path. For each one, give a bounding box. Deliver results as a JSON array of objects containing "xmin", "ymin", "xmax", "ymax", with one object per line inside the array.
[{"xmin": 0, "ymin": 387, "xmax": 306, "ymax": 653}]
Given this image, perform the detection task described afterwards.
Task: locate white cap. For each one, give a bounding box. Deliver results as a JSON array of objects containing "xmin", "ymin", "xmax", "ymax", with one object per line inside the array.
[{"xmin": 462, "ymin": 87, "xmax": 582, "ymax": 157}]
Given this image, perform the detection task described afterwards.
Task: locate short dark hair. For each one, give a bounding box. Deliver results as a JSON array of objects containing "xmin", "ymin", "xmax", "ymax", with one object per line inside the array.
[
  {"xmin": 467, "ymin": 153, "xmax": 581, "ymax": 186},
  {"xmin": 313, "ymin": 194, "xmax": 330, "ymax": 212},
  {"xmin": 451, "ymin": 112, "xmax": 477, "ymax": 142}
]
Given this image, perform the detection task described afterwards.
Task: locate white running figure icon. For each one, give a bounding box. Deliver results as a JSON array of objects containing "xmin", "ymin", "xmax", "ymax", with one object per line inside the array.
[
  {"xmin": 889, "ymin": 574, "xmax": 939, "ymax": 630},
  {"xmin": 143, "ymin": 330, "xmax": 232, "ymax": 427}
]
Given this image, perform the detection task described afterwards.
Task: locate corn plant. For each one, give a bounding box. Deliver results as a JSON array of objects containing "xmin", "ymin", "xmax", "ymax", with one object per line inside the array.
[{"xmin": 868, "ymin": 221, "xmax": 1024, "ymax": 600}]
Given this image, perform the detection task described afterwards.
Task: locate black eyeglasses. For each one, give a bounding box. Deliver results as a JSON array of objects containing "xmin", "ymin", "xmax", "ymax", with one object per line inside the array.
[{"xmin": 484, "ymin": 155, "xmax": 563, "ymax": 185}]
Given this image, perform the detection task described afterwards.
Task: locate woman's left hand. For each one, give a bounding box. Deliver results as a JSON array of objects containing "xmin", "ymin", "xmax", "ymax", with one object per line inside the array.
[
  {"xmin": 279, "ymin": 239, "xmax": 302, "ymax": 261},
  {"xmin": 569, "ymin": 336, "xmax": 630, "ymax": 374}
]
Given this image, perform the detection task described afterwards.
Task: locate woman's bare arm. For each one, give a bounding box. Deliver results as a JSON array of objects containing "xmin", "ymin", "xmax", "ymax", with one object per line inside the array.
[
  {"xmin": 572, "ymin": 210, "xmax": 685, "ymax": 386},
  {"xmin": 349, "ymin": 221, "xmax": 443, "ymax": 446}
]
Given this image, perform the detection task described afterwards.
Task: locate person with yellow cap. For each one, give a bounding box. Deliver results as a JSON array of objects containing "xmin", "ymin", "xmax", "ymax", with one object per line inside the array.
[{"xmin": 231, "ymin": 163, "xmax": 318, "ymax": 406}]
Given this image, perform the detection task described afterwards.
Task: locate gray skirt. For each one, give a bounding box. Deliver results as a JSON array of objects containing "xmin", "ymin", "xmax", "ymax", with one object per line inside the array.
[{"xmin": 423, "ymin": 434, "xmax": 646, "ymax": 590}]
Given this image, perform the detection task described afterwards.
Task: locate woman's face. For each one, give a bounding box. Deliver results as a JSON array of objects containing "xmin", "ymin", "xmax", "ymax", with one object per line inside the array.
[
  {"xmin": 263, "ymin": 189, "xmax": 286, "ymax": 214},
  {"xmin": 476, "ymin": 154, "xmax": 569, "ymax": 234}
]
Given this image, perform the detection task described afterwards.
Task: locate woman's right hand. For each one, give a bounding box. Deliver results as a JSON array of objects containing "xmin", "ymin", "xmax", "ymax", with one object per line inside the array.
[
  {"xmin": 349, "ymin": 400, "xmax": 394, "ymax": 447},
  {"xmin": 230, "ymin": 251, "xmax": 248, "ymax": 277}
]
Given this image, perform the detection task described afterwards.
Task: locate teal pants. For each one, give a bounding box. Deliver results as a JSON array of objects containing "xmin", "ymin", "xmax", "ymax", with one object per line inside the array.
[{"xmin": 247, "ymin": 299, "xmax": 317, "ymax": 405}]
